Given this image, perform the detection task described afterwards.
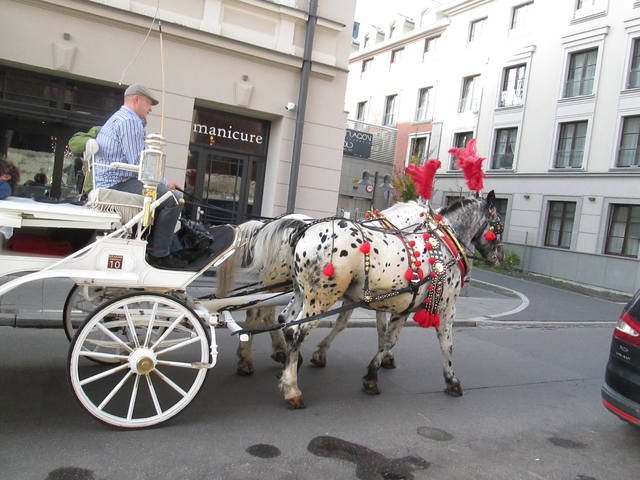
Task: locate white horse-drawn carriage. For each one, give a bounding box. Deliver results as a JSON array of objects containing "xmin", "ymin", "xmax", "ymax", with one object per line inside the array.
[
  {"xmin": 0, "ymin": 135, "xmax": 504, "ymax": 427},
  {"xmin": 0, "ymin": 134, "xmax": 293, "ymax": 428}
]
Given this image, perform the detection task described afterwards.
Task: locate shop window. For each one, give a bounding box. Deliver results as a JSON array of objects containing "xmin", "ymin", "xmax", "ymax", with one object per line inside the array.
[
  {"xmin": 605, "ymin": 204, "xmax": 640, "ymax": 257},
  {"xmin": 545, "ymin": 201, "xmax": 576, "ymax": 249}
]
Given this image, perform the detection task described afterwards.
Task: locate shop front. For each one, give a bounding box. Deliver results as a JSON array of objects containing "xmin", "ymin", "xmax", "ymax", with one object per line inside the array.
[
  {"xmin": 186, "ymin": 107, "xmax": 270, "ymax": 224},
  {"xmin": 0, "ymin": 65, "xmax": 122, "ymax": 199}
]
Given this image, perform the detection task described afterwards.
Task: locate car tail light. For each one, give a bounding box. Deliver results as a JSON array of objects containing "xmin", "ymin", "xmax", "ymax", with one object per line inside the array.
[{"xmin": 614, "ymin": 311, "xmax": 640, "ymax": 346}]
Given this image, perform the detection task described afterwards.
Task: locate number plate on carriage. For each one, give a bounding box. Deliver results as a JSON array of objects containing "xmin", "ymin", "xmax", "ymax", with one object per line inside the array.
[{"xmin": 107, "ymin": 254, "xmax": 124, "ymax": 269}]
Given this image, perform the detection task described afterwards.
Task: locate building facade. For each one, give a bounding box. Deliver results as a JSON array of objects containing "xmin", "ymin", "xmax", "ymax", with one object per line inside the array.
[
  {"xmin": 0, "ymin": 0, "xmax": 355, "ymax": 221},
  {"xmin": 346, "ymin": 0, "xmax": 640, "ymax": 294}
]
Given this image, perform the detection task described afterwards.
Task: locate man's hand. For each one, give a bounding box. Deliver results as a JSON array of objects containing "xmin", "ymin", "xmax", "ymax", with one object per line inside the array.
[{"xmin": 166, "ymin": 181, "xmax": 180, "ymax": 190}]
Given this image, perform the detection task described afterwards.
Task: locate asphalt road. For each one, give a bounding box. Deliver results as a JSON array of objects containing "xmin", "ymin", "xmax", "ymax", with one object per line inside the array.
[
  {"xmin": 470, "ymin": 269, "xmax": 625, "ymax": 323},
  {"xmin": 1, "ymin": 324, "xmax": 639, "ymax": 480}
]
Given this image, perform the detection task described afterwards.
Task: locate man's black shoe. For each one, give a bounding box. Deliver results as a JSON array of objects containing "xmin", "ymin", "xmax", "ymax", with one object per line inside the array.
[{"xmin": 149, "ymin": 254, "xmax": 189, "ymax": 269}]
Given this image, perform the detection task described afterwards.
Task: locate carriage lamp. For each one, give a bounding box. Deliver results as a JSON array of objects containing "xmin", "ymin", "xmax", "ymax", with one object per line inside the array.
[{"xmin": 139, "ymin": 134, "xmax": 167, "ymax": 227}]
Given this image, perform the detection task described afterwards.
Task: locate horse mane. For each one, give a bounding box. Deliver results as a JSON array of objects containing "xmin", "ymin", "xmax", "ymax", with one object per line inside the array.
[{"xmin": 439, "ymin": 198, "xmax": 477, "ymax": 216}]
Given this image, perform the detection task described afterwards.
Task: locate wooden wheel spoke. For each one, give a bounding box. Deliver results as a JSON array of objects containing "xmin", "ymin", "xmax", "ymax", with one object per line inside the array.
[
  {"xmin": 80, "ymin": 363, "xmax": 129, "ymax": 386},
  {"xmin": 98, "ymin": 371, "xmax": 133, "ymax": 410},
  {"xmin": 127, "ymin": 375, "xmax": 141, "ymax": 420},
  {"xmin": 95, "ymin": 323, "xmax": 134, "ymax": 353},
  {"xmin": 150, "ymin": 314, "xmax": 187, "ymax": 351},
  {"xmin": 155, "ymin": 336, "xmax": 200, "ymax": 356},
  {"xmin": 79, "ymin": 351, "xmax": 129, "ymax": 361},
  {"xmin": 145, "ymin": 375, "xmax": 163, "ymax": 416},
  {"xmin": 153, "ymin": 368, "xmax": 188, "ymax": 397}
]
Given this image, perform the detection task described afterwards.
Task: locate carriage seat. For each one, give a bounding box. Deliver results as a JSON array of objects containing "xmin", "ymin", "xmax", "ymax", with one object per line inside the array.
[{"xmin": 83, "ymin": 138, "xmax": 145, "ymax": 225}]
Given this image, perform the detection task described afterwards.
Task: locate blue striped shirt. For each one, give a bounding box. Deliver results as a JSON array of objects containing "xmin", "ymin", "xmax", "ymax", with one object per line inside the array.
[{"xmin": 94, "ymin": 106, "xmax": 145, "ymax": 188}]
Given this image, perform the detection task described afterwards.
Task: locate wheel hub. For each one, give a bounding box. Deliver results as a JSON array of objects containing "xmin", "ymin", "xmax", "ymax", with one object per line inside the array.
[{"xmin": 128, "ymin": 348, "xmax": 157, "ymax": 375}]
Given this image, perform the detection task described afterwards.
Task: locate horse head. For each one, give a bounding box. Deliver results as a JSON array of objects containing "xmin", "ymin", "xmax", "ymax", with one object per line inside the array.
[{"xmin": 440, "ymin": 190, "xmax": 504, "ymax": 266}]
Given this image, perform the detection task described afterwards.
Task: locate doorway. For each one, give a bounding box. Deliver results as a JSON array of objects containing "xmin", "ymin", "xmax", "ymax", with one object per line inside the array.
[{"xmin": 185, "ymin": 146, "xmax": 265, "ymax": 224}]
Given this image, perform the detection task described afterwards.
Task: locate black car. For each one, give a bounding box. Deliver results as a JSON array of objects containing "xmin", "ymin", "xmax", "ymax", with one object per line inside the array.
[{"xmin": 602, "ymin": 289, "xmax": 640, "ymax": 426}]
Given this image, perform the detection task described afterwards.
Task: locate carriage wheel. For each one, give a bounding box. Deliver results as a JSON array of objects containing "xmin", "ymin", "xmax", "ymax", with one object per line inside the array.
[
  {"xmin": 68, "ymin": 293, "xmax": 211, "ymax": 429},
  {"xmin": 63, "ymin": 285, "xmax": 124, "ymax": 341}
]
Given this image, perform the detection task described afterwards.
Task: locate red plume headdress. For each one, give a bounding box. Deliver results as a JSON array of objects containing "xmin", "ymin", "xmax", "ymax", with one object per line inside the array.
[
  {"xmin": 405, "ymin": 158, "xmax": 441, "ymax": 200},
  {"xmin": 448, "ymin": 139, "xmax": 485, "ymax": 192}
]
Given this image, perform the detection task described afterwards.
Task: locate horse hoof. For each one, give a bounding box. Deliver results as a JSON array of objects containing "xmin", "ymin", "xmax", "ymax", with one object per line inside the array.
[
  {"xmin": 271, "ymin": 351, "xmax": 286, "ymax": 364},
  {"xmin": 445, "ymin": 383, "xmax": 463, "ymax": 397},
  {"xmin": 381, "ymin": 355, "xmax": 396, "ymax": 369},
  {"xmin": 310, "ymin": 351, "xmax": 326, "ymax": 368},
  {"xmin": 362, "ymin": 379, "xmax": 381, "ymax": 395},
  {"xmin": 236, "ymin": 364, "xmax": 254, "ymax": 377},
  {"xmin": 286, "ymin": 396, "xmax": 306, "ymax": 409}
]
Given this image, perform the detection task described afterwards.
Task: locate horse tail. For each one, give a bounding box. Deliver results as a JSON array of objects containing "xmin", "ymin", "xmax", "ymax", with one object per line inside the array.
[
  {"xmin": 217, "ymin": 219, "xmax": 266, "ymax": 297},
  {"xmin": 252, "ymin": 214, "xmax": 310, "ymax": 279}
]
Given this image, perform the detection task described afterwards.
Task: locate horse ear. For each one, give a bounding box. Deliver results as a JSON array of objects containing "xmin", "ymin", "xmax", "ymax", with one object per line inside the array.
[{"xmin": 485, "ymin": 190, "xmax": 496, "ymax": 208}]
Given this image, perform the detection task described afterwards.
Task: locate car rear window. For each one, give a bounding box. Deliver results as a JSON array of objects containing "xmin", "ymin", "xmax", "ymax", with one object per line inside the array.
[{"xmin": 627, "ymin": 290, "xmax": 640, "ymax": 318}]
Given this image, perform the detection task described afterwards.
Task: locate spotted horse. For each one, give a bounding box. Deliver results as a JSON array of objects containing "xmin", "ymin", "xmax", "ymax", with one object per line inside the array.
[
  {"xmin": 275, "ymin": 184, "xmax": 503, "ymax": 408},
  {"xmin": 217, "ymin": 204, "xmax": 433, "ymax": 376}
]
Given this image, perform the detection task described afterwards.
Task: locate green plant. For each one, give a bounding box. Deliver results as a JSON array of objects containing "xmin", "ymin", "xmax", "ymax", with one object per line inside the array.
[
  {"xmin": 503, "ymin": 250, "xmax": 521, "ymax": 269},
  {"xmin": 391, "ymin": 159, "xmax": 418, "ymax": 202}
]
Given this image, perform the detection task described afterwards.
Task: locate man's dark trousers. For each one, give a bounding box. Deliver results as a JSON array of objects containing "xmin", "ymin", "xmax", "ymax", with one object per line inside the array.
[{"xmin": 109, "ymin": 177, "xmax": 183, "ymax": 257}]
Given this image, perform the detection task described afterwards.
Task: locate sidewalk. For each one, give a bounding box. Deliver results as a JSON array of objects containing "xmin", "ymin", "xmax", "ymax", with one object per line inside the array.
[{"xmin": 0, "ymin": 273, "xmax": 524, "ymax": 328}]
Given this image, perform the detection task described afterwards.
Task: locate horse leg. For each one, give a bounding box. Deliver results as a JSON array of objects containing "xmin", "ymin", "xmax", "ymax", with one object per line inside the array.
[
  {"xmin": 236, "ymin": 308, "xmax": 260, "ymax": 376},
  {"xmin": 260, "ymin": 306, "xmax": 286, "ymax": 364},
  {"xmin": 310, "ymin": 308, "xmax": 353, "ymax": 368},
  {"xmin": 436, "ymin": 302, "xmax": 463, "ymax": 397},
  {"xmin": 362, "ymin": 314, "xmax": 407, "ymax": 395},
  {"xmin": 280, "ymin": 316, "xmax": 318, "ymax": 409},
  {"xmin": 376, "ymin": 312, "xmax": 396, "ymax": 369}
]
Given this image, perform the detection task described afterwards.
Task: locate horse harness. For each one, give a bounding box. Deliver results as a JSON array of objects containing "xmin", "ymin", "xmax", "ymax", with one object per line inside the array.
[{"xmin": 234, "ymin": 210, "xmax": 470, "ymax": 336}]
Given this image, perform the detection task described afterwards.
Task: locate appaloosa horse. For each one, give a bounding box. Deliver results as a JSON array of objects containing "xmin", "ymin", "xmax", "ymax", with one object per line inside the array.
[{"xmin": 277, "ymin": 192, "xmax": 503, "ymax": 408}]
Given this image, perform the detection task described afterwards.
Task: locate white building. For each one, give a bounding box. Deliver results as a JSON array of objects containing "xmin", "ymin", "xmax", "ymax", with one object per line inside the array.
[
  {"xmin": 0, "ymin": 0, "xmax": 355, "ymax": 222},
  {"xmin": 347, "ymin": 0, "xmax": 640, "ymax": 294}
]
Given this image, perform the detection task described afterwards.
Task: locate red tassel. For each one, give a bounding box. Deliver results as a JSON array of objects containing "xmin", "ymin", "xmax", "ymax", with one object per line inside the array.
[
  {"xmin": 373, "ymin": 209, "xmax": 379, "ymax": 215},
  {"xmin": 429, "ymin": 257, "xmax": 437, "ymax": 264},
  {"xmin": 414, "ymin": 260, "xmax": 422, "ymax": 267},
  {"xmin": 448, "ymin": 138, "xmax": 486, "ymax": 192},
  {"xmin": 405, "ymin": 159, "xmax": 442, "ymax": 200},
  {"xmin": 425, "ymin": 243, "xmax": 433, "ymax": 250},
  {"xmin": 419, "ymin": 212, "xmax": 425, "ymax": 217},
  {"xmin": 484, "ymin": 230, "xmax": 497, "ymax": 241},
  {"xmin": 423, "ymin": 233, "xmax": 430, "ymax": 240},
  {"xmin": 428, "ymin": 285, "xmax": 434, "ymax": 291},
  {"xmin": 405, "ymin": 269, "xmax": 414, "ymax": 281},
  {"xmin": 409, "ymin": 240, "xmax": 416, "ymax": 247},
  {"xmin": 413, "ymin": 251, "xmax": 421, "ymax": 258},
  {"xmin": 417, "ymin": 268, "xmax": 424, "ymax": 279},
  {"xmin": 429, "ymin": 313, "xmax": 441, "ymax": 328},
  {"xmin": 364, "ymin": 212, "xmax": 370, "ymax": 218},
  {"xmin": 435, "ymin": 214, "xmax": 443, "ymax": 221},
  {"xmin": 413, "ymin": 309, "xmax": 429, "ymax": 327},
  {"xmin": 359, "ymin": 241, "xmax": 371, "ymax": 253},
  {"xmin": 425, "ymin": 298, "xmax": 431, "ymax": 303},
  {"xmin": 322, "ymin": 263, "xmax": 335, "ymax": 276},
  {"xmin": 429, "ymin": 272, "xmax": 437, "ymax": 278}
]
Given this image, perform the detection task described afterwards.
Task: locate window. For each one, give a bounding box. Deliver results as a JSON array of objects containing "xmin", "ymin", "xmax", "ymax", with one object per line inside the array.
[
  {"xmin": 459, "ymin": 75, "xmax": 480, "ymax": 113},
  {"xmin": 576, "ymin": 0, "xmax": 597, "ymax": 10},
  {"xmin": 450, "ymin": 131, "xmax": 473, "ymax": 169},
  {"xmin": 605, "ymin": 204, "xmax": 640, "ymax": 257},
  {"xmin": 628, "ymin": 38, "xmax": 640, "ymax": 89},
  {"xmin": 415, "ymin": 87, "xmax": 432, "ymax": 122},
  {"xmin": 382, "ymin": 94, "xmax": 397, "ymax": 126},
  {"xmin": 424, "ymin": 35, "xmax": 439, "ymax": 57},
  {"xmin": 499, "ymin": 64, "xmax": 526, "ymax": 107},
  {"xmin": 389, "ymin": 23, "xmax": 396, "ymax": 39},
  {"xmin": 617, "ymin": 116, "xmax": 640, "ymax": 167},
  {"xmin": 390, "ymin": 48, "xmax": 404, "ymax": 65},
  {"xmin": 361, "ymin": 58, "xmax": 373, "ymax": 75},
  {"xmin": 511, "ymin": 2, "xmax": 533, "ymax": 30},
  {"xmin": 469, "ymin": 18, "xmax": 487, "ymax": 43},
  {"xmin": 564, "ymin": 48, "xmax": 597, "ymax": 97},
  {"xmin": 492, "ymin": 127, "xmax": 517, "ymax": 169},
  {"xmin": 363, "ymin": 35, "xmax": 369, "ymax": 49},
  {"xmin": 555, "ymin": 121, "xmax": 587, "ymax": 168},
  {"xmin": 409, "ymin": 136, "xmax": 429, "ymax": 164},
  {"xmin": 356, "ymin": 101, "xmax": 367, "ymax": 122},
  {"xmin": 545, "ymin": 201, "xmax": 576, "ymax": 248}
]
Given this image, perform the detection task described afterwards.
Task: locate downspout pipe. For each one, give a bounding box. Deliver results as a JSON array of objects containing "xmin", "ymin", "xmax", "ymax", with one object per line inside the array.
[{"xmin": 286, "ymin": 0, "xmax": 318, "ymax": 213}]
